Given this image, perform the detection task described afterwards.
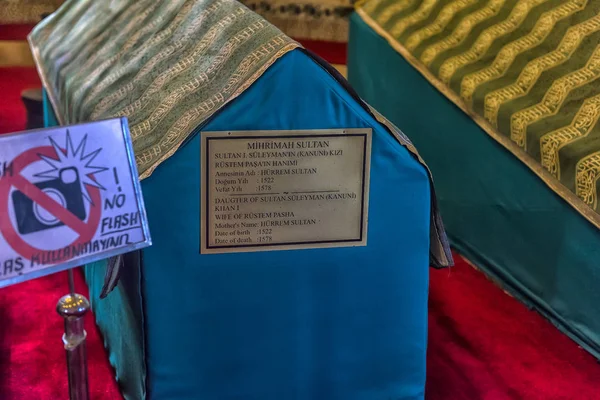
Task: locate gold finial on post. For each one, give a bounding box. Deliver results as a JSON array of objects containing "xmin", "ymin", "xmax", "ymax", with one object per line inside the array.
[{"xmin": 57, "ymin": 281, "xmax": 91, "ymax": 400}]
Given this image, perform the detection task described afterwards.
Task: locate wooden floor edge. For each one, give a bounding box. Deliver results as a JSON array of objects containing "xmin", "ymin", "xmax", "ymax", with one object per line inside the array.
[{"xmin": 0, "ymin": 40, "xmax": 34, "ymax": 66}]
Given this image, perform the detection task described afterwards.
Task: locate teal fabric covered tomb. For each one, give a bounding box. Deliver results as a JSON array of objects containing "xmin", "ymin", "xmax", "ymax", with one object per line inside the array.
[
  {"xmin": 347, "ymin": 12, "xmax": 600, "ymax": 359},
  {"xmin": 37, "ymin": 1, "xmax": 452, "ymax": 399}
]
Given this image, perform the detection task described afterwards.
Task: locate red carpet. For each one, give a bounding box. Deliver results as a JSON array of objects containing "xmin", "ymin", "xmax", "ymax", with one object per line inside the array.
[
  {"xmin": 427, "ymin": 257, "xmax": 600, "ymax": 399},
  {"xmin": 0, "ymin": 67, "xmax": 40, "ymax": 134},
  {"xmin": 296, "ymin": 39, "xmax": 347, "ymax": 65},
  {"xmin": 0, "ymin": 270, "xmax": 122, "ymax": 399},
  {"xmin": 1, "ymin": 52, "xmax": 600, "ymax": 400},
  {"xmin": 0, "ymin": 68, "xmax": 122, "ymax": 399},
  {"xmin": 0, "ymin": 25, "xmax": 36, "ymax": 41}
]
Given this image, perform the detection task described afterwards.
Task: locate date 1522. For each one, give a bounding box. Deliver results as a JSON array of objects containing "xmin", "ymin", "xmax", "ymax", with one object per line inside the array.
[{"xmin": 259, "ymin": 177, "xmax": 275, "ymax": 184}]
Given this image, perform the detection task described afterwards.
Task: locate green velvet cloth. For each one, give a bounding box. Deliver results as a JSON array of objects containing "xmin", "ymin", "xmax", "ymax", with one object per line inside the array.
[
  {"xmin": 356, "ymin": 0, "xmax": 600, "ymax": 228},
  {"xmin": 29, "ymin": 0, "xmax": 299, "ymax": 180},
  {"xmin": 348, "ymin": 11, "xmax": 600, "ymax": 359}
]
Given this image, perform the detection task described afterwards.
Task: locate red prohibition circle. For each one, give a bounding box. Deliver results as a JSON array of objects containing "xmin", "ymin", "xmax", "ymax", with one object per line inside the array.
[{"xmin": 0, "ymin": 146, "xmax": 102, "ymax": 261}]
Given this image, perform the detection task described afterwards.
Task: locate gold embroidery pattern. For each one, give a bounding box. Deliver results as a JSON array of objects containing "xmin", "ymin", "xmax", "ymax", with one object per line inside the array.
[
  {"xmin": 84, "ymin": 3, "xmax": 224, "ymax": 121},
  {"xmin": 136, "ymin": 38, "xmax": 297, "ymax": 179},
  {"xmin": 361, "ymin": 0, "xmax": 383, "ymax": 14},
  {"xmin": 80, "ymin": 0, "xmax": 187, "ymax": 76},
  {"xmin": 45, "ymin": 2, "xmax": 112, "ymax": 67},
  {"xmin": 129, "ymin": 20, "xmax": 268, "ymax": 140},
  {"xmin": 107, "ymin": 11, "xmax": 251, "ymax": 127},
  {"xmin": 510, "ymin": 45, "xmax": 600, "ymax": 148},
  {"xmin": 32, "ymin": 4, "xmax": 69, "ymax": 45},
  {"xmin": 420, "ymin": 0, "xmax": 506, "ymax": 66},
  {"xmin": 44, "ymin": 0, "xmax": 147, "ymax": 97},
  {"xmin": 76, "ymin": 0, "xmax": 174, "ymax": 76},
  {"xmin": 30, "ymin": 0, "xmax": 299, "ymax": 181},
  {"xmin": 41, "ymin": 0, "xmax": 92, "ymax": 60},
  {"xmin": 484, "ymin": 14, "xmax": 600, "ymax": 126},
  {"xmin": 389, "ymin": 0, "xmax": 439, "ymax": 38},
  {"xmin": 405, "ymin": 0, "xmax": 477, "ymax": 51},
  {"xmin": 376, "ymin": 0, "xmax": 416, "ymax": 26},
  {"xmin": 576, "ymin": 151, "xmax": 600, "ymax": 208},
  {"xmin": 50, "ymin": 3, "xmax": 122, "ymax": 66},
  {"xmin": 89, "ymin": 0, "xmax": 224, "ymax": 120},
  {"xmin": 540, "ymin": 94, "xmax": 600, "ymax": 178},
  {"xmin": 356, "ymin": 3, "xmax": 600, "ymax": 223},
  {"xmin": 438, "ymin": 0, "xmax": 547, "ymax": 84},
  {"xmin": 461, "ymin": 0, "xmax": 586, "ymax": 103},
  {"xmin": 61, "ymin": 4, "xmax": 147, "ymax": 73},
  {"xmin": 69, "ymin": 1, "xmax": 168, "ymax": 115},
  {"xmin": 160, "ymin": 38, "xmax": 289, "ymax": 146}
]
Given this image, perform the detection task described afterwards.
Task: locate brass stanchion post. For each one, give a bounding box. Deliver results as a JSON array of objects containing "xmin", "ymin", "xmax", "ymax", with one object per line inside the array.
[{"xmin": 56, "ymin": 269, "xmax": 90, "ymax": 400}]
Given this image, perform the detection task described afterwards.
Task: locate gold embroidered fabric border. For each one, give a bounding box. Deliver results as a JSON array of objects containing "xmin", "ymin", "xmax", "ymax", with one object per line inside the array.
[
  {"xmin": 357, "ymin": 0, "xmax": 600, "ymax": 229},
  {"xmin": 28, "ymin": 0, "xmax": 299, "ymax": 180},
  {"xmin": 27, "ymin": 0, "xmax": 453, "ymax": 266}
]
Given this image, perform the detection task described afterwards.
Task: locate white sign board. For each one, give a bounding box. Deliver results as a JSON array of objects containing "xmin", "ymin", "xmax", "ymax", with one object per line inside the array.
[
  {"xmin": 201, "ymin": 129, "xmax": 371, "ymax": 253},
  {"xmin": 0, "ymin": 118, "xmax": 151, "ymax": 288}
]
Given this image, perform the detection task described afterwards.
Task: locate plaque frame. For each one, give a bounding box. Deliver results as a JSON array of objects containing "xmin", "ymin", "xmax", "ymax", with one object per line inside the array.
[{"xmin": 200, "ymin": 128, "xmax": 372, "ymax": 254}]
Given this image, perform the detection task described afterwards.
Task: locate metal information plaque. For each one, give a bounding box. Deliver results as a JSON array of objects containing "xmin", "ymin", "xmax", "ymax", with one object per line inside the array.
[
  {"xmin": 0, "ymin": 118, "xmax": 151, "ymax": 288},
  {"xmin": 201, "ymin": 129, "xmax": 372, "ymax": 254}
]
